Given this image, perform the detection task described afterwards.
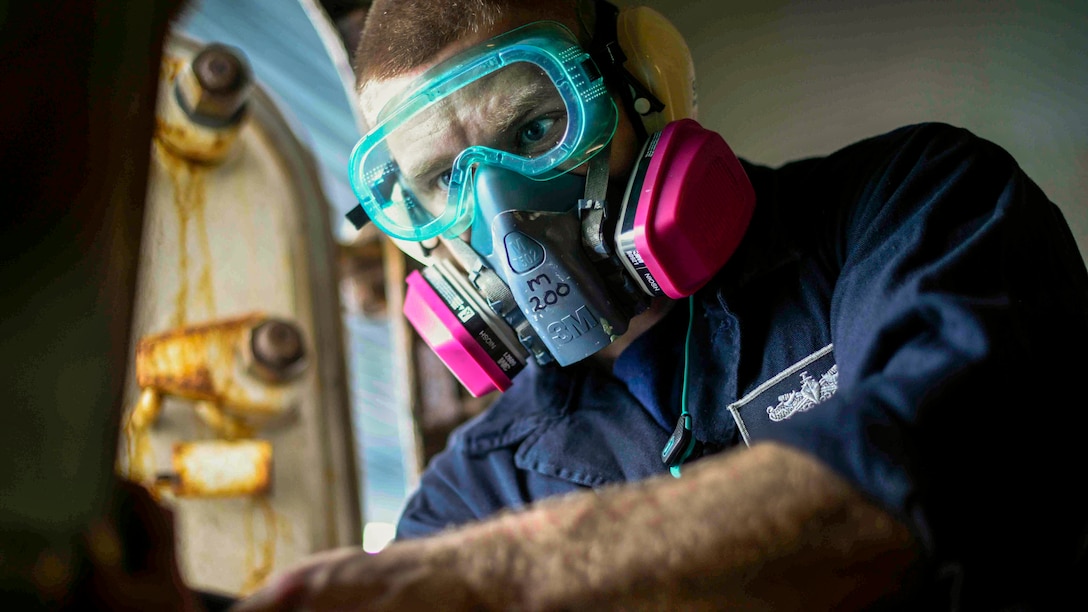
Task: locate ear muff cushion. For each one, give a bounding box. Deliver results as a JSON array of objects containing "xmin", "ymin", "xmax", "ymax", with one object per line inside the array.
[{"xmin": 616, "ymin": 7, "xmax": 697, "ymax": 132}]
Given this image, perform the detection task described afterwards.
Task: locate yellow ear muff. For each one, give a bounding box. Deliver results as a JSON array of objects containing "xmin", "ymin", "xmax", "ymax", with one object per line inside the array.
[{"xmin": 615, "ymin": 6, "xmax": 697, "ymax": 134}]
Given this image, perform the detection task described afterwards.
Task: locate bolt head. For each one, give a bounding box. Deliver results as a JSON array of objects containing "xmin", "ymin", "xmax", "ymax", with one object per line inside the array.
[
  {"xmin": 249, "ymin": 319, "xmax": 307, "ymax": 382},
  {"xmin": 193, "ymin": 47, "xmax": 244, "ymax": 94},
  {"xmin": 175, "ymin": 43, "xmax": 252, "ymax": 125}
]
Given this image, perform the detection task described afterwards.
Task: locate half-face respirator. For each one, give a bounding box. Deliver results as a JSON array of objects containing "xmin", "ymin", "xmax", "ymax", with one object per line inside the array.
[{"xmin": 346, "ymin": 18, "xmax": 755, "ymax": 396}]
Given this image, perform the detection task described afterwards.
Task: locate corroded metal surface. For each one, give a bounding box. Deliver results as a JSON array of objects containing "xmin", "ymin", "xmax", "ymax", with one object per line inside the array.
[
  {"xmin": 134, "ymin": 312, "xmax": 298, "ymax": 417},
  {"xmin": 117, "ymin": 34, "xmax": 360, "ymax": 597},
  {"xmin": 171, "ymin": 440, "xmax": 272, "ymax": 498},
  {"xmin": 157, "ymin": 54, "xmax": 246, "ymax": 164}
]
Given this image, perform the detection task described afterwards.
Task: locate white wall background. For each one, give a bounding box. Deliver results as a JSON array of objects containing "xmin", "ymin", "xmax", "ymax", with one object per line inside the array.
[{"xmin": 634, "ymin": 0, "xmax": 1087, "ymax": 261}]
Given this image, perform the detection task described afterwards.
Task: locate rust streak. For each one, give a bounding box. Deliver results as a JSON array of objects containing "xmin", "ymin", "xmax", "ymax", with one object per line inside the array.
[
  {"xmin": 192, "ymin": 401, "xmax": 256, "ymax": 441},
  {"xmin": 193, "ymin": 169, "xmax": 216, "ymax": 316},
  {"xmin": 141, "ymin": 312, "xmax": 265, "ymax": 339},
  {"xmin": 161, "ymin": 57, "xmax": 182, "ymax": 85},
  {"xmin": 153, "ymin": 134, "xmax": 208, "ymax": 327},
  {"xmin": 156, "ymin": 105, "xmax": 242, "ymax": 164},
  {"xmin": 122, "ymin": 388, "xmax": 161, "ymax": 484},
  {"xmin": 124, "ymin": 427, "xmax": 154, "ymax": 484},
  {"xmin": 241, "ymin": 496, "xmax": 279, "ymax": 596}
]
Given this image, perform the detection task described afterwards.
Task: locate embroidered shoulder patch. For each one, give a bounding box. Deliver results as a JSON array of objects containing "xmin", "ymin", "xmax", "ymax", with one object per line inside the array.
[
  {"xmin": 729, "ymin": 344, "xmax": 838, "ymax": 446},
  {"xmin": 767, "ymin": 365, "xmax": 838, "ymax": 422}
]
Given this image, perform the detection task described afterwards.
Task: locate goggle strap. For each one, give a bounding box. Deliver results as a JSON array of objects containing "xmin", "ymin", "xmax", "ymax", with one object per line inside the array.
[
  {"xmin": 582, "ymin": 140, "xmax": 611, "ymax": 203},
  {"xmin": 346, "ymin": 203, "xmax": 370, "ymax": 230},
  {"xmin": 578, "ymin": 140, "xmax": 613, "ymax": 263}
]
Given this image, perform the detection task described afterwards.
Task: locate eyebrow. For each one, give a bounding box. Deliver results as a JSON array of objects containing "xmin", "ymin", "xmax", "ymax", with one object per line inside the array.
[
  {"xmin": 483, "ymin": 78, "xmax": 555, "ymax": 135},
  {"xmin": 403, "ymin": 123, "xmax": 463, "ymax": 188},
  {"xmin": 404, "ymin": 77, "xmax": 558, "ymax": 185}
]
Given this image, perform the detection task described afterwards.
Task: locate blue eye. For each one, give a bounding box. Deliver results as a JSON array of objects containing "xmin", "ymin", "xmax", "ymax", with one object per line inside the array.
[
  {"xmin": 516, "ymin": 115, "xmax": 562, "ymax": 155},
  {"xmin": 519, "ymin": 118, "xmax": 553, "ymax": 143},
  {"xmin": 437, "ymin": 170, "xmax": 452, "ymax": 190}
]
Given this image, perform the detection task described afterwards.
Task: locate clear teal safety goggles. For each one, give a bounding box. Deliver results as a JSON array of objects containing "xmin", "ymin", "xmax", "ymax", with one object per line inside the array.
[{"xmin": 347, "ymin": 21, "xmax": 619, "ymax": 242}]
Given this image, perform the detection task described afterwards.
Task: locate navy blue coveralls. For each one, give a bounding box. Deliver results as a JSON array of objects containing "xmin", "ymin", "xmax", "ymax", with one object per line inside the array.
[{"xmin": 396, "ymin": 123, "xmax": 1088, "ymax": 609}]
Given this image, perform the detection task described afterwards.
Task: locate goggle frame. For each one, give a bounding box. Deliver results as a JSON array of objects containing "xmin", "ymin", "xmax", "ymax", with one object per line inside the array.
[{"xmin": 348, "ymin": 21, "xmax": 619, "ymax": 242}]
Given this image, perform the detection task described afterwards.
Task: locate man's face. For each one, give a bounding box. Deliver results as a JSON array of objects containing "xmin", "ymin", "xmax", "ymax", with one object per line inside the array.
[
  {"xmin": 358, "ymin": 16, "xmax": 639, "ymax": 230},
  {"xmin": 379, "ymin": 62, "xmax": 571, "ymax": 218}
]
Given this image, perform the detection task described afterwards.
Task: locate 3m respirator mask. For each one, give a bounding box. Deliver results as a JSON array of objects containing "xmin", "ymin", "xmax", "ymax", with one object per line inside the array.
[{"xmin": 345, "ymin": 6, "xmax": 755, "ymax": 396}]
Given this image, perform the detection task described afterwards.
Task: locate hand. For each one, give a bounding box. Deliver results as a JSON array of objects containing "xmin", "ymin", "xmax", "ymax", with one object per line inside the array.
[
  {"xmin": 231, "ymin": 538, "xmax": 490, "ymax": 612},
  {"xmin": 81, "ymin": 481, "xmax": 204, "ymax": 611}
]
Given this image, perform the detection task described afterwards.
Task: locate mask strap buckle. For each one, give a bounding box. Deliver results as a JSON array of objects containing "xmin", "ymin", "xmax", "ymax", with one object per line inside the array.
[
  {"xmin": 440, "ymin": 236, "xmax": 516, "ymax": 314},
  {"xmin": 578, "ymin": 142, "xmax": 612, "ymax": 261},
  {"xmin": 439, "ymin": 235, "xmax": 551, "ymax": 364}
]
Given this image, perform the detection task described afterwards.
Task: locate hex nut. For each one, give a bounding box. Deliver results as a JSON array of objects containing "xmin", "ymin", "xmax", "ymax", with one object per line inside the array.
[
  {"xmin": 175, "ymin": 43, "xmax": 252, "ymax": 126},
  {"xmin": 248, "ymin": 319, "xmax": 307, "ymax": 383}
]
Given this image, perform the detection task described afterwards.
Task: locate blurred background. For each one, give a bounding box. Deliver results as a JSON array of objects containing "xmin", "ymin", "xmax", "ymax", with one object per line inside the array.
[{"xmin": 639, "ymin": 0, "xmax": 1087, "ymax": 258}]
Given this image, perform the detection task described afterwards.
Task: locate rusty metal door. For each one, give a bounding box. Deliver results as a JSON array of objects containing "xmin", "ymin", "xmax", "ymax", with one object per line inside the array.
[{"xmin": 116, "ymin": 35, "xmax": 361, "ymax": 597}]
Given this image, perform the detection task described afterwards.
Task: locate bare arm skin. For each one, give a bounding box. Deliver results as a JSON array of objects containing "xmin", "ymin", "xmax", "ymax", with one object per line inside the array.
[{"xmin": 236, "ymin": 442, "xmax": 920, "ymax": 611}]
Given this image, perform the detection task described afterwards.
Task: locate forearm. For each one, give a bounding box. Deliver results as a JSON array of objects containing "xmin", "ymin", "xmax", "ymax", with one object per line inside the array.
[{"xmin": 430, "ymin": 442, "xmax": 920, "ymax": 610}]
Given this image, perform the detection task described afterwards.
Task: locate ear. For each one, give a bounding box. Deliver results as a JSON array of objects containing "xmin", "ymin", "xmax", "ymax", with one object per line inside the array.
[{"xmin": 615, "ymin": 6, "xmax": 697, "ymax": 134}]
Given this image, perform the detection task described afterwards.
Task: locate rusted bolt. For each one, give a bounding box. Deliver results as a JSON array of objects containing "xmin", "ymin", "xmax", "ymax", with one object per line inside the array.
[
  {"xmin": 249, "ymin": 319, "xmax": 307, "ymax": 383},
  {"xmin": 175, "ymin": 43, "xmax": 252, "ymax": 127},
  {"xmin": 194, "ymin": 48, "xmax": 243, "ymax": 94}
]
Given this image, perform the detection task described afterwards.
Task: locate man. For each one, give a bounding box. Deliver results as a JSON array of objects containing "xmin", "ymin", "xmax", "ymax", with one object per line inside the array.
[{"xmin": 238, "ymin": 0, "xmax": 1088, "ymax": 609}]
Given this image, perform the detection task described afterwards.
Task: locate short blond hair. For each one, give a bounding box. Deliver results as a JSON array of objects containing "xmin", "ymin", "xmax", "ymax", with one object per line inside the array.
[{"xmin": 352, "ymin": 0, "xmax": 586, "ymax": 86}]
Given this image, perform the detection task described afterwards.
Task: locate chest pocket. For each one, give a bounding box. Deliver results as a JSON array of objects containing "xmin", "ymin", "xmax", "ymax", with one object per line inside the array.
[{"xmin": 729, "ymin": 344, "xmax": 838, "ymax": 446}]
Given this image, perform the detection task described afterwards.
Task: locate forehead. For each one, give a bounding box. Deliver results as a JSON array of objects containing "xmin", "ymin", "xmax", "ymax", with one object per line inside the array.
[
  {"xmin": 365, "ymin": 60, "xmax": 555, "ymax": 126},
  {"xmin": 382, "ymin": 64, "xmax": 561, "ymax": 178},
  {"xmin": 357, "ymin": 7, "xmax": 583, "ymax": 125},
  {"xmin": 358, "ymin": 28, "xmax": 491, "ymax": 128}
]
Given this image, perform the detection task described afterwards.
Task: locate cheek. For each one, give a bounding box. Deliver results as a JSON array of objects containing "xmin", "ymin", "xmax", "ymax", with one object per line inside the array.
[
  {"xmin": 568, "ymin": 107, "xmax": 640, "ymax": 180},
  {"xmin": 608, "ymin": 114, "xmax": 639, "ymax": 179},
  {"xmin": 604, "ymin": 109, "xmax": 641, "ymax": 209}
]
